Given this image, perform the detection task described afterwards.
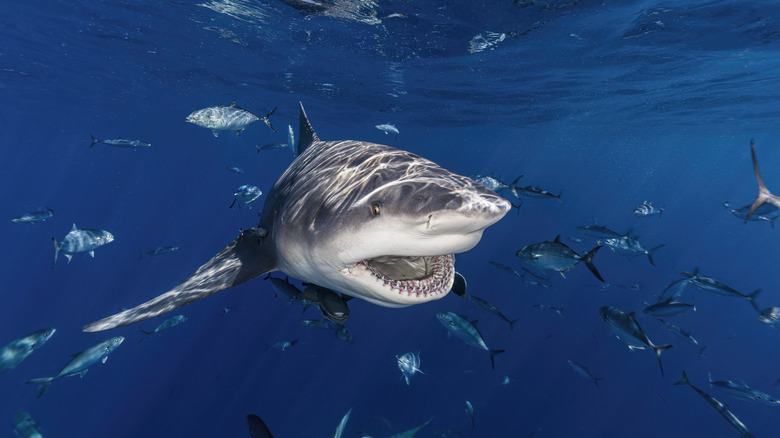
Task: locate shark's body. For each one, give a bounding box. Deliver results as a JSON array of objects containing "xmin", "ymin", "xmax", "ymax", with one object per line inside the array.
[{"xmin": 84, "ymin": 103, "xmax": 509, "ymax": 332}]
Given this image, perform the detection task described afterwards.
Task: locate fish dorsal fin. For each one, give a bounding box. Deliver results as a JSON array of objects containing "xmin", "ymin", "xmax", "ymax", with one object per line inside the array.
[
  {"xmin": 229, "ymin": 100, "xmax": 237, "ymax": 107},
  {"xmin": 71, "ymin": 223, "xmax": 78, "ymax": 231},
  {"xmin": 628, "ymin": 311, "xmax": 636, "ymax": 318},
  {"xmin": 297, "ymin": 102, "xmax": 320, "ymax": 155},
  {"xmin": 553, "ymin": 235, "xmax": 562, "ymax": 243}
]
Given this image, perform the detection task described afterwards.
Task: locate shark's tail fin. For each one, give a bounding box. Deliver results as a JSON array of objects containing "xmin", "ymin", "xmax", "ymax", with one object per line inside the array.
[
  {"xmin": 581, "ymin": 246, "xmax": 604, "ymax": 282},
  {"xmin": 748, "ymin": 140, "xmax": 780, "ymax": 219},
  {"xmin": 647, "ymin": 244, "xmax": 665, "ymax": 267},
  {"xmin": 297, "ymin": 102, "xmax": 320, "ymax": 155},
  {"xmin": 489, "ymin": 349, "xmax": 505, "ymax": 370},
  {"xmin": 261, "ymin": 107, "xmax": 277, "ymax": 133},
  {"xmin": 26, "ymin": 377, "xmax": 54, "ymax": 398},
  {"xmin": 651, "ymin": 343, "xmax": 673, "ymax": 378}
]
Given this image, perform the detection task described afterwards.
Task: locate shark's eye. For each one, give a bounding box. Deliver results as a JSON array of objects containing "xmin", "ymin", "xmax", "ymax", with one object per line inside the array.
[{"xmin": 370, "ymin": 202, "xmax": 381, "ymax": 216}]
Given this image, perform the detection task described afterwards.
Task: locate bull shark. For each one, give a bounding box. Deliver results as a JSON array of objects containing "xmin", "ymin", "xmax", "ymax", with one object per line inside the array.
[{"xmin": 83, "ymin": 102, "xmax": 510, "ymax": 332}]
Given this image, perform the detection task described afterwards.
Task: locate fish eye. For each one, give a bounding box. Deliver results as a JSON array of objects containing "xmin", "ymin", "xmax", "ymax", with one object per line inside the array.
[{"xmin": 370, "ymin": 202, "xmax": 381, "ymax": 216}]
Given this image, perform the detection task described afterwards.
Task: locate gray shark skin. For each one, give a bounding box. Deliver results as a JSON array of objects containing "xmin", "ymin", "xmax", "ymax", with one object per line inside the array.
[{"xmin": 83, "ymin": 102, "xmax": 509, "ymax": 332}]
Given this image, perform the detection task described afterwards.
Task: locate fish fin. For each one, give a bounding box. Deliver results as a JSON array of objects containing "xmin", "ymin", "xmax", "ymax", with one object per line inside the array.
[
  {"xmin": 509, "ymin": 174, "xmax": 524, "ymax": 186},
  {"xmin": 83, "ymin": 227, "xmax": 277, "ymax": 332},
  {"xmin": 647, "ymin": 244, "xmax": 665, "ymax": 267},
  {"xmin": 65, "ymin": 254, "xmax": 73, "ymax": 264},
  {"xmin": 553, "ymin": 235, "xmax": 562, "ymax": 243},
  {"xmin": 90, "ymin": 134, "xmax": 98, "ymax": 148},
  {"xmin": 593, "ymin": 377, "xmax": 603, "ymax": 388},
  {"xmin": 652, "ymin": 344, "xmax": 673, "ymax": 379},
  {"xmin": 509, "ymin": 319, "xmax": 519, "ymax": 331},
  {"xmin": 262, "ymin": 107, "xmax": 277, "ymax": 133},
  {"xmin": 489, "ymin": 349, "xmax": 505, "ymax": 370},
  {"xmin": 747, "ymin": 140, "xmax": 780, "ymax": 219},
  {"xmin": 581, "ymin": 246, "xmax": 604, "ymax": 282},
  {"xmin": 556, "ymin": 190, "xmax": 563, "ymax": 203},
  {"xmin": 72, "ymin": 223, "xmax": 78, "ymax": 231},
  {"xmin": 212, "ymin": 130, "xmax": 219, "ymax": 137},
  {"xmin": 80, "ymin": 369, "xmax": 89, "ymax": 377},
  {"xmin": 89, "ymin": 251, "xmax": 95, "ymax": 258},
  {"xmin": 229, "ymin": 197, "xmax": 238, "ymax": 209},
  {"xmin": 708, "ymin": 372, "xmax": 714, "ymax": 384},
  {"xmin": 748, "ymin": 289, "xmax": 762, "ymax": 313},
  {"xmin": 297, "ymin": 102, "xmax": 320, "ymax": 155},
  {"xmin": 26, "ymin": 377, "xmax": 54, "ymax": 398},
  {"xmin": 235, "ymin": 129, "xmax": 243, "ymax": 136},
  {"xmin": 673, "ymin": 370, "xmax": 689, "ymax": 386},
  {"xmin": 52, "ymin": 237, "xmax": 59, "ymax": 268}
]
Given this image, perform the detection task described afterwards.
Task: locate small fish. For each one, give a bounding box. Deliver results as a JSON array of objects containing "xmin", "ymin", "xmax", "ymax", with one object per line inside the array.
[
  {"xmin": 723, "ymin": 201, "xmax": 777, "ymax": 227},
  {"xmin": 633, "ymin": 201, "xmax": 664, "ymax": 218},
  {"xmin": 186, "ymin": 102, "xmax": 276, "ymax": 137},
  {"xmin": 510, "ymin": 184, "xmax": 562, "ymax": 203},
  {"xmin": 138, "ymin": 315, "xmax": 188, "ymax": 343},
  {"xmin": 220, "ymin": 306, "xmax": 234, "ymax": 316},
  {"xmin": 225, "ymin": 166, "xmax": 245, "ymax": 174},
  {"xmin": 52, "ymin": 223, "xmax": 114, "ymax": 266},
  {"xmin": 758, "ymin": 307, "xmax": 780, "ymax": 329},
  {"xmin": 577, "ymin": 224, "xmax": 627, "ymax": 240},
  {"xmin": 397, "ymin": 351, "xmax": 424, "ymax": 385},
  {"xmin": 599, "ymin": 235, "xmax": 664, "ymax": 266},
  {"xmin": 388, "ymin": 417, "xmax": 432, "ymax": 438},
  {"xmin": 488, "ymin": 261, "xmax": 523, "ymax": 277},
  {"xmin": 516, "ymin": 235, "xmax": 604, "ymax": 282},
  {"xmin": 708, "ymin": 373, "xmax": 780, "ymax": 406},
  {"xmin": 11, "ymin": 207, "xmax": 54, "ymax": 224},
  {"xmin": 375, "ymin": 123, "xmax": 399, "ymax": 136},
  {"xmin": 267, "ymin": 275, "xmax": 312, "ymax": 310},
  {"xmin": 139, "ymin": 245, "xmax": 179, "ymax": 259},
  {"xmin": 674, "ymin": 371, "xmax": 755, "ymax": 438},
  {"xmin": 642, "ymin": 297, "xmax": 695, "ymax": 317},
  {"xmin": 677, "ymin": 268, "xmax": 761, "ymax": 312},
  {"xmin": 435, "ymin": 312, "xmax": 504, "ymax": 370},
  {"xmin": 26, "ymin": 336, "xmax": 124, "ymax": 398},
  {"xmin": 267, "ymin": 339, "xmax": 298, "ymax": 351},
  {"xmin": 568, "ymin": 359, "xmax": 603, "ymax": 387},
  {"xmin": 501, "ymin": 375, "xmax": 516, "ymax": 386},
  {"xmin": 0, "ymin": 328, "xmax": 56, "ymax": 373},
  {"xmin": 599, "ymin": 306, "xmax": 672, "ymax": 377},
  {"xmin": 657, "ymin": 319, "xmax": 700, "ymax": 346},
  {"xmin": 247, "ymin": 414, "xmax": 275, "ymax": 438},
  {"xmin": 532, "ymin": 304, "xmax": 565, "ymax": 317},
  {"xmin": 468, "ymin": 295, "xmax": 518, "ymax": 330},
  {"xmin": 464, "ymin": 401, "xmax": 475, "ymax": 431},
  {"xmin": 89, "ymin": 134, "xmax": 151, "ymax": 149},
  {"xmin": 13, "ymin": 411, "xmax": 44, "ymax": 438},
  {"xmin": 332, "ymin": 408, "xmax": 352, "ymax": 438},
  {"xmin": 230, "ymin": 185, "xmax": 263, "ymax": 209},
  {"xmin": 470, "ymin": 175, "xmax": 523, "ymax": 193}
]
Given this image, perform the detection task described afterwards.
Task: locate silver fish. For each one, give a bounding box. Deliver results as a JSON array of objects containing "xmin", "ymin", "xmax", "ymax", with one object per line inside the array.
[
  {"xmin": 577, "ymin": 224, "xmax": 627, "ymax": 240},
  {"xmin": 657, "ymin": 319, "xmax": 699, "ymax": 346},
  {"xmin": 488, "ymin": 261, "xmax": 523, "ymax": 277},
  {"xmin": 11, "ymin": 207, "xmax": 54, "ymax": 224},
  {"xmin": 599, "ymin": 306, "xmax": 671, "ymax": 377},
  {"xmin": 225, "ymin": 166, "xmax": 245, "ymax": 174},
  {"xmin": 468, "ymin": 295, "xmax": 518, "ymax": 330},
  {"xmin": 599, "ymin": 235, "xmax": 664, "ymax": 266},
  {"xmin": 675, "ymin": 371, "xmax": 755, "ymax": 438},
  {"xmin": 230, "ymin": 185, "xmax": 262, "ymax": 209},
  {"xmin": 642, "ymin": 297, "xmax": 695, "ymax": 317},
  {"xmin": 532, "ymin": 304, "xmax": 564, "ymax": 317},
  {"xmin": 758, "ymin": 307, "xmax": 780, "ymax": 329},
  {"xmin": 633, "ymin": 201, "xmax": 664, "ymax": 217},
  {"xmin": 723, "ymin": 201, "xmax": 777, "ymax": 227},
  {"xmin": 708, "ymin": 373, "xmax": 780, "ymax": 406},
  {"xmin": 470, "ymin": 175, "xmax": 523, "ymax": 193},
  {"xmin": 677, "ymin": 268, "xmax": 761, "ymax": 312},
  {"xmin": 138, "ymin": 315, "xmax": 188, "ymax": 343},
  {"xmin": 0, "ymin": 328, "xmax": 56, "ymax": 373},
  {"xmin": 90, "ymin": 134, "xmax": 151, "ymax": 149},
  {"xmin": 397, "ymin": 351, "xmax": 423, "ymax": 385},
  {"xmin": 186, "ymin": 102, "xmax": 276, "ymax": 137},
  {"xmin": 375, "ymin": 123, "xmax": 399, "ymax": 136},
  {"xmin": 27, "ymin": 336, "xmax": 124, "ymax": 398},
  {"xmin": 516, "ymin": 235, "xmax": 603, "ymax": 281},
  {"xmin": 13, "ymin": 411, "xmax": 43, "ymax": 438},
  {"xmin": 435, "ymin": 311, "xmax": 504, "ymax": 369},
  {"xmin": 746, "ymin": 140, "xmax": 780, "ymax": 220},
  {"xmin": 267, "ymin": 339, "xmax": 298, "ymax": 351},
  {"xmin": 139, "ymin": 245, "xmax": 179, "ymax": 259},
  {"xmin": 568, "ymin": 359, "xmax": 602, "ymax": 387},
  {"xmin": 510, "ymin": 184, "xmax": 561, "ymax": 203},
  {"xmin": 52, "ymin": 223, "xmax": 114, "ymax": 266}
]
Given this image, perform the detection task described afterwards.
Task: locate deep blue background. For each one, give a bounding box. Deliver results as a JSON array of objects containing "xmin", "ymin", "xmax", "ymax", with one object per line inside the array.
[{"xmin": 3, "ymin": 1, "xmax": 780, "ymax": 437}]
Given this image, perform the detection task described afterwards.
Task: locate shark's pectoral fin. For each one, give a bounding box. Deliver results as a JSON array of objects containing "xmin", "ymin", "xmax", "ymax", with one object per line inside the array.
[{"xmin": 82, "ymin": 227, "xmax": 276, "ymax": 333}]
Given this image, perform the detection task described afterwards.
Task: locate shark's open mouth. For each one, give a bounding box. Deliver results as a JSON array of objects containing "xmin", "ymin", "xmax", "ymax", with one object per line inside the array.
[{"xmin": 358, "ymin": 254, "xmax": 455, "ymax": 298}]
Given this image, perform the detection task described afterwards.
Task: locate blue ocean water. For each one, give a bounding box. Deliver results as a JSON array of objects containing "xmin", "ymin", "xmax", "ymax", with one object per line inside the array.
[{"xmin": 3, "ymin": 0, "xmax": 780, "ymax": 436}]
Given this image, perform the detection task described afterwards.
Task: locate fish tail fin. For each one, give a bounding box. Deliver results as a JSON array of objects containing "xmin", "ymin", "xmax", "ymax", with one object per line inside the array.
[
  {"xmin": 673, "ymin": 370, "xmax": 689, "ymax": 386},
  {"xmin": 489, "ymin": 349, "xmax": 505, "ymax": 370},
  {"xmin": 89, "ymin": 134, "xmax": 98, "ymax": 148},
  {"xmin": 26, "ymin": 377, "xmax": 54, "ymax": 398},
  {"xmin": 508, "ymin": 319, "xmax": 519, "ymax": 331},
  {"xmin": 556, "ymin": 190, "xmax": 563, "ymax": 203},
  {"xmin": 747, "ymin": 139, "xmax": 780, "ymax": 220},
  {"xmin": 138, "ymin": 250, "xmax": 144, "ymax": 260},
  {"xmin": 581, "ymin": 246, "xmax": 604, "ymax": 282},
  {"xmin": 510, "ymin": 201, "xmax": 522, "ymax": 215},
  {"xmin": 137, "ymin": 330, "xmax": 152, "ymax": 343},
  {"xmin": 707, "ymin": 372, "xmax": 714, "ymax": 384},
  {"xmin": 51, "ymin": 237, "xmax": 59, "ymax": 268},
  {"xmin": 652, "ymin": 344, "xmax": 673, "ymax": 378},
  {"xmin": 509, "ymin": 174, "xmax": 524, "ymax": 186},
  {"xmin": 593, "ymin": 377, "xmax": 603, "ymax": 388},
  {"xmin": 262, "ymin": 107, "xmax": 277, "ymax": 133},
  {"xmin": 647, "ymin": 244, "xmax": 665, "ymax": 267},
  {"xmin": 748, "ymin": 288, "xmax": 762, "ymax": 313}
]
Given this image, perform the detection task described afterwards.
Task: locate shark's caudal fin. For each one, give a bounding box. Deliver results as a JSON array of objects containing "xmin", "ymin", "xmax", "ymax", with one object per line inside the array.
[
  {"xmin": 748, "ymin": 140, "xmax": 780, "ymax": 219},
  {"xmin": 83, "ymin": 227, "xmax": 277, "ymax": 332},
  {"xmin": 297, "ymin": 102, "xmax": 320, "ymax": 155}
]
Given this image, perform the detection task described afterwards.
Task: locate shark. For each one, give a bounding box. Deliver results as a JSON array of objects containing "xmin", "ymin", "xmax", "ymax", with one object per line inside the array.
[{"xmin": 83, "ymin": 102, "xmax": 510, "ymax": 332}]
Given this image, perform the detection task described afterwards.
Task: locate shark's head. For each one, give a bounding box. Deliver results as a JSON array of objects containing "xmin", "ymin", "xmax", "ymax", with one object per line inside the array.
[{"xmin": 269, "ymin": 138, "xmax": 510, "ymax": 308}]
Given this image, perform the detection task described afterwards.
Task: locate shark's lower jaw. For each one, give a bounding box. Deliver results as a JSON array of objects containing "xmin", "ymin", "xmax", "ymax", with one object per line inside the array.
[{"xmin": 356, "ymin": 254, "xmax": 455, "ymax": 301}]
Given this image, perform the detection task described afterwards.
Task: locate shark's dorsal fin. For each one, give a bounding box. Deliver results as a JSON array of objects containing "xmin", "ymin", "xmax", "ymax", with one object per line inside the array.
[{"xmin": 297, "ymin": 102, "xmax": 320, "ymax": 155}]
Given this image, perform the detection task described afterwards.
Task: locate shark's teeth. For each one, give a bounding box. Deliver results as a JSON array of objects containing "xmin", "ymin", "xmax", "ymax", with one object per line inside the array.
[{"xmin": 361, "ymin": 255, "xmax": 454, "ymax": 298}]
